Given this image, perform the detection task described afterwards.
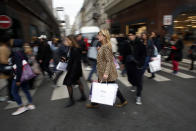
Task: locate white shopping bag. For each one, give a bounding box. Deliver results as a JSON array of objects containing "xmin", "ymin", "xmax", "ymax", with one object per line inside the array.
[
  {"xmin": 56, "ymin": 62, "xmax": 67, "ymax": 71},
  {"xmin": 149, "ymin": 55, "xmax": 161, "ymax": 73},
  {"xmin": 91, "ymin": 82, "xmax": 119, "ymax": 106},
  {"xmin": 88, "ymin": 47, "xmax": 97, "ymax": 59}
]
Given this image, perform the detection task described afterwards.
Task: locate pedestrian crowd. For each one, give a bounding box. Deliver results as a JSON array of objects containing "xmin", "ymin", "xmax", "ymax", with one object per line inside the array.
[{"xmin": 0, "ymin": 28, "xmax": 195, "ymax": 116}]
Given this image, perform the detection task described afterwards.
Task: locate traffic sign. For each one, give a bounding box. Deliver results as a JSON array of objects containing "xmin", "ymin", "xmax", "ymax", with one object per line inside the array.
[{"xmin": 0, "ymin": 15, "xmax": 12, "ymax": 29}]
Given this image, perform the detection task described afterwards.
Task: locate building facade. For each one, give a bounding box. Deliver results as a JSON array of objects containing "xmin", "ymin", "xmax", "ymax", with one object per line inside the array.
[
  {"xmin": 72, "ymin": 0, "xmax": 111, "ymax": 33},
  {"xmin": 105, "ymin": 0, "xmax": 196, "ymax": 42},
  {"xmin": 0, "ymin": 0, "xmax": 60, "ymax": 42}
]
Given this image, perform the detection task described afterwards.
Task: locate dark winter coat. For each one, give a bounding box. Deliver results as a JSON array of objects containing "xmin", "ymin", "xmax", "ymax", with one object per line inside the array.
[
  {"xmin": 63, "ymin": 47, "xmax": 82, "ymax": 86},
  {"xmin": 122, "ymin": 38, "xmax": 146, "ymax": 68},
  {"xmin": 37, "ymin": 42, "xmax": 52, "ymax": 62},
  {"xmin": 11, "ymin": 39, "xmax": 28, "ymax": 82},
  {"xmin": 168, "ymin": 39, "xmax": 184, "ymax": 61},
  {"xmin": 143, "ymin": 39, "xmax": 154, "ymax": 57},
  {"xmin": 152, "ymin": 36, "xmax": 161, "ymax": 52}
]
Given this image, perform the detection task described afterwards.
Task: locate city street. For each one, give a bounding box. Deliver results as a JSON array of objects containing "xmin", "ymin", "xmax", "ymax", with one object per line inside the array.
[{"xmin": 0, "ymin": 59, "xmax": 196, "ymax": 131}]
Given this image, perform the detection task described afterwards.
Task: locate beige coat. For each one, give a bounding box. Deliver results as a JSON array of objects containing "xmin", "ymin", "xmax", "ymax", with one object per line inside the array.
[
  {"xmin": 97, "ymin": 44, "xmax": 118, "ymax": 82},
  {"xmin": 0, "ymin": 45, "xmax": 11, "ymax": 79},
  {"xmin": 0, "ymin": 45, "xmax": 11, "ymax": 64}
]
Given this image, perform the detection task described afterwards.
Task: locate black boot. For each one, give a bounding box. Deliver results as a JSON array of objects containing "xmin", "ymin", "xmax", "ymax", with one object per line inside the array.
[
  {"xmin": 66, "ymin": 99, "xmax": 75, "ymax": 108},
  {"xmin": 78, "ymin": 95, "xmax": 87, "ymax": 102}
]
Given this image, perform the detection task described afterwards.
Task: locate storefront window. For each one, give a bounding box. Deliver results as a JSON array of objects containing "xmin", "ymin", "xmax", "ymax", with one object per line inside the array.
[{"xmin": 173, "ymin": 12, "xmax": 196, "ymax": 42}]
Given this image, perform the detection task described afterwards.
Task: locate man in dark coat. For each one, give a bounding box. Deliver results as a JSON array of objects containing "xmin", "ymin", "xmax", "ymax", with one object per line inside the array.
[
  {"xmin": 122, "ymin": 31, "xmax": 146, "ymax": 105},
  {"xmin": 36, "ymin": 37, "xmax": 53, "ymax": 78}
]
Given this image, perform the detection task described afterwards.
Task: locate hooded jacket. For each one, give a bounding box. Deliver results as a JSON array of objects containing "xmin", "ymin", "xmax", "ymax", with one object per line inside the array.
[{"xmin": 11, "ymin": 39, "xmax": 27, "ymax": 82}]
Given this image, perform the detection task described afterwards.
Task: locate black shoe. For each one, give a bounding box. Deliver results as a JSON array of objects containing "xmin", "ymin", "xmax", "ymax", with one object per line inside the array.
[
  {"xmin": 148, "ymin": 75, "xmax": 155, "ymax": 79},
  {"xmin": 77, "ymin": 96, "xmax": 87, "ymax": 102},
  {"xmin": 65, "ymin": 100, "xmax": 75, "ymax": 108},
  {"xmin": 190, "ymin": 68, "xmax": 193, "ymax": 70}
]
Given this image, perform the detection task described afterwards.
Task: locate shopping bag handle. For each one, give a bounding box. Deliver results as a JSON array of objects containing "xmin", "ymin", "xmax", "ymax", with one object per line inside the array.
[{"xmin": 100, "ymin": 79, "xmax": 108, "ymax": 85}]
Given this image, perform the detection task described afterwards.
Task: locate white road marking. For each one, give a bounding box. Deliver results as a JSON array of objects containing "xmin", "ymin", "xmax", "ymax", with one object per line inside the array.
[
  {"xmin": 161, "ymin": 67, "xmax": 195, "ymax": 79},
  {"xmin": 162, "ymin": 62, "xmax": 196, "ymax": 73},
  {"xmin": 144, "ymin": 72, "xmax": 170, "ymax": 82}
]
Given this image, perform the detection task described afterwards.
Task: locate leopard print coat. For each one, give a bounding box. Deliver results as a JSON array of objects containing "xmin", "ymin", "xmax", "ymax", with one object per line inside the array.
[{"xmin": 97, "ymin": 44, "xmax": 118, "ymax": 82}]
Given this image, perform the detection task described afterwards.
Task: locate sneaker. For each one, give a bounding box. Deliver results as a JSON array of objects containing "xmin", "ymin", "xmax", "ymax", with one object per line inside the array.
[
  {"xmin": 86, "ymin": 104, "xmax": 99, "ymax": 108},
  {"xmin": 12, "ymin": 106, "xmax": 27, "ymax": 116},
  {"xmin": 136, "ymin": 97, "xmax": 142, "ymax": 105},
  {"xmin": 129, "ymin": 86, "xmax": 136, "ymax": 92},
  {"xmin": 27, "ymin": 104, "xmax": 36, "ymax": 110},
  {"xmin": 115, "ymin": 101, "xmax": 128, "ymax": 108}
]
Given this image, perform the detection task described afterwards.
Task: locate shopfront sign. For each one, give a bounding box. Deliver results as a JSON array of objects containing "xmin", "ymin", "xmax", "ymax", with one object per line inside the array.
[
  {"xmin": 0, "ymin": 15, "xmax": 12, "ymax": 29},
  {"xmin": 163, "ymin": 15, "xmax": 173, "ymax": 25}
]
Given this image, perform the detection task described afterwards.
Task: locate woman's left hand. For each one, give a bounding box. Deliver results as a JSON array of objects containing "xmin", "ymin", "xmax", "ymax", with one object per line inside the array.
[{"xmin": 103, "ymin": 74, "xmax": 108, "ymax": 80}]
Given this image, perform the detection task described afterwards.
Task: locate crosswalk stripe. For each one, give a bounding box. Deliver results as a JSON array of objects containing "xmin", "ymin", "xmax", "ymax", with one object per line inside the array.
[
  {"xmin": 50, "ymin": 72, "xmax": 69, "ymax": 100},
  {"xmin": 182, "ymin": 59, "xmax": 196, "ymax": 65},
  {"xmin": 51, "ymin": 86, "xmax": 69, "ymax": 100},
  {"xmin": 162, "ymin": 62, "xmax": 196, "ymax": 73},
  {"xmin": 117, "ymin": 70, "xmax": 132, "ymax": 87},
  {"xmin": 144, "ymin": 72, "xmax": 170, "ymax": 82},
  {"xmin": 161, "ymin": 67, "xmax": 195, "ymax": 79}
]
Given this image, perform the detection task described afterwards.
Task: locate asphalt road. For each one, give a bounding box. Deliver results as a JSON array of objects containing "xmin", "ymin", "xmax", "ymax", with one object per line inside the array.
[{"xmin": 0, "ymin": 60, "xmax": 196, "ymax": 131}]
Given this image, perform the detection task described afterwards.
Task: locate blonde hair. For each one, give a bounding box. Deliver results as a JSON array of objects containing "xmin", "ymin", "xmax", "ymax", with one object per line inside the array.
[{"xmin": 99, "ymin": 29, "xmax": 112, "ymax": 48}]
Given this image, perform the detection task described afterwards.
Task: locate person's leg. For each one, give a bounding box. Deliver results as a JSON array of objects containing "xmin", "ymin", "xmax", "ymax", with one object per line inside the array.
[
  {"xmin": 54, "ymin": 71, "xmax": 64, "ymax": 84},
  {"xmin": 126, "ymin": 63, "xmax": 136, "ymax": 86},
  {"xmin": 190, "ymin": 59, "xmax": 194, "ymax": 70},
  {"xmin": 11, "ymin": 80, "xmax": 29, "ymax": 115},
  {"xmin": 116, "ymin": 89, "xmax": 126, "ymax": 103},
  {"xmin": 142, "ymin": 56, "xmax": 150, "ymax": 74},
  {"xmin": 87, "ymin": 61, "xmax": 96, "ymax": 81},
  {"xmin": 66, "ymin": 85, "xmax": 75, "ymax": 107},
  {"xmin": 135, "ymin": 69, "xmax": 144, "ymax": 105},
  {"xmin": 20, "ymin": 81, "xmax": 33, "ymax": 104},
  {"xmin": 136, "ymin": 69, "xmax": 143, "ymax": 97},
  {"xmin": 11, "ymin": 80, "xmax": 22, "ymax": 106},
  {"xmin": 43, "ymin": 61, "xmax": 53, "ymax": 78},
  {"xmin": 77, "ymin": 79, "xmax": 86, "ymax": 101},
  {"xmin": 172, "ymin": 60, "xmax": 178, "ymax": 73},
  {"xmin": 7, "ymin": 77, "xmax": 14, "ymax": 101}
]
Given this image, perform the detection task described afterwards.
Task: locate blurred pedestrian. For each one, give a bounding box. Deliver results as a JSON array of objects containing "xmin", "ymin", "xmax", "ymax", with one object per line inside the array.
[
  {"xmin": 37, "ymin": 35, "xmax": 53, "ymax": 78},
  {"xmin": 87, "ymin": 35, "xmax": 101, "ymax": 82},
  {"xmin": 76, "ymin": 34, "xmax": 89, "ymax": 67},
  {"xmin": 53, "ymin": 38, "xmax": 70, "ymax": 85},
  {"xmin": 110, "ymin": 34, "xmax": 118, "ymax": 55},
  {"xmin": 167, "ymin": 34, "xmax": 184, "ymax": 74},
  {"xmin": 121, "ymin": 31, "xmax": 146, "ymax": 105},
  {"xmin": 10, "ymin": 39, "xmax": 35, "ymax": 116},
  {"xmin": 63, "ymin": 35, "xmax": 86, "ymax": 108},
  {"xmin": 86, "ymin": 29, "xmax": 127, "ymax": 108},
  {"xmin": 188, "ymin": 42, "xmax": 196, "ymax": 70},
  {"xmin": 141, "ymin": 32, "xmax": 156, "ymax": 79},
  {"xmin": 0, "ymin": 34, "xmax": 13, "ymax": 102}
]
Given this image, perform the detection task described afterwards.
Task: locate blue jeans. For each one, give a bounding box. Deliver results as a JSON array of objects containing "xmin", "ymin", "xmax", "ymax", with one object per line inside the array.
[
  {"xmin": 11, "ymin": 79, "xmax": 32, "ymax": 106},
  {"xmin": 87, "ymin": 60, "xmax": 97, "ymax": 80}
]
